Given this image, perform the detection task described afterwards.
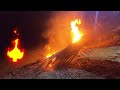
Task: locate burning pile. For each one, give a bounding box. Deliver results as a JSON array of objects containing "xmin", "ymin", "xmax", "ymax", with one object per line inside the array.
[{"xmin": 46, "ymin": 19, "xmax": 84, "ymax": 59}]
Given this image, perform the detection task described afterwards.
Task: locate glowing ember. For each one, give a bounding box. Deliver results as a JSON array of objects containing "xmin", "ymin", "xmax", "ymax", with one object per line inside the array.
[
  {"xmin": 46, "ymin": 54, "xmax": 52, "ymax": 58},
  {"xmin": 71, "ymin": 19, "xmax": 83, "ymax": 43},
  {"xmin": 46, "ymin": 46, "xmax": 56, "ymax": 58},
  {"xmin": 14, "ymin": 30, "xmax": 17, "ymax": 34},
  {"xmin": 49, "ymin": 64, "xmax": 52, "ymax": 67},
  {"xmin": 7, "ymin": 39, "xmax": 24, "ymax": 62},
  {"xmin": 46, "ymin": 52, "xmax": 55, "ymax": 58}
]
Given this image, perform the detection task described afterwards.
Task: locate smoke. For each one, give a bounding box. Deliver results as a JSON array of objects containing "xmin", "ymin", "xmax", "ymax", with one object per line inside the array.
[{"xmin": 42, "ymin": 11, "xmax": 84, "ymax": 55}]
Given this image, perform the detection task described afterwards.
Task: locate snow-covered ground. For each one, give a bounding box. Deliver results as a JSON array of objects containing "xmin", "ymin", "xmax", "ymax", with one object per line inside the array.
[{"xmin": 78, "ymin": 46, "xmax": 120, "ymax": 62}]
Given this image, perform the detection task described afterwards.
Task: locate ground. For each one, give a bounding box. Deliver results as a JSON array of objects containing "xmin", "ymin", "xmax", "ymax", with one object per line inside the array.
[{"xmin": 0, "ymin": 45, "xmax": 120, "ymax": 79}]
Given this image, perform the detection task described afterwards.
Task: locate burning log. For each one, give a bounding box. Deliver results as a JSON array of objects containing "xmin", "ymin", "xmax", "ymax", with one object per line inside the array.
[{"xmin": 41, "ymin": 28, "xmax": 120, "ymax": 70}]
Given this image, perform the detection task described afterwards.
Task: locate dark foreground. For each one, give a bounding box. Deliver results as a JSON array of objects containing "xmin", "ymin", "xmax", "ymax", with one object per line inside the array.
[{"xmin": 0, "ymin": 46, "xmax": 120, "ymax": 79}]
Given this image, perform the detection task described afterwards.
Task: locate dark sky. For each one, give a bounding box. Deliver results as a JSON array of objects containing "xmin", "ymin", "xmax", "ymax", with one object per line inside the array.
[{"xmin": 0, "ymin": 11, "xmax": 52, "ymax": 57}]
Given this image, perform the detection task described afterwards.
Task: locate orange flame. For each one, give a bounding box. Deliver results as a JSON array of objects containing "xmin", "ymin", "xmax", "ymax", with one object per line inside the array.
[
  {"xmin": 46, "ymin": 52, "xmax": 55, "ymax": 58},
  {"xmin": 46, "ymin": 46, "xmax": 56, "ymax": 58},
  {"xmin": 7, "ymin": 39, "xmax": 24, "ymax": 62},
  {"xmin": 71, "ymin": 19, "xmax": 83, "ymax": 43}
]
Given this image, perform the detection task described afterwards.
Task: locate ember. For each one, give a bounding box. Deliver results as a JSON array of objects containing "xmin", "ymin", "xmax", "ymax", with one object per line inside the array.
[
  {"xmin": 14, "ymin": 30, "xmax": 17, "ymax": 34},
  {"xmin": 46, "ymin": 53, "xmax": 55, "ymax": 58},
  {"xmin": 46, "ymin": 46, "xmax": 56, "ymax": 58}
]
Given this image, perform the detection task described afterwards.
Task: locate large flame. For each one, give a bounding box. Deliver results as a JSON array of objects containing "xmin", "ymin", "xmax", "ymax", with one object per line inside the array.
[
  {"xmin": 71, "ymin": 19, "xmax": 83, "ymax": 43},
  {"xmin": 7, "ymin": 39, "xmax": 24, "ymax": 62},
  {"xmin": 46, "ymin": 19, "xmax": 83, "ymax": 59}
]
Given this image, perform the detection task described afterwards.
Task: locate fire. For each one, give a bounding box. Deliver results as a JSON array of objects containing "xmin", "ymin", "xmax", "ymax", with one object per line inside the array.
[
  {"xmin": 71, "ymin": 19, "xmax": 83, "ymax": 43},
  {"xmin": 46, "ymin": 53, "xmax": 52, "ymax": 58},
  {"xmin": 46, "ymin": 52, "xmax": 55, "ymax": 58},
  {"xmin": 46, "ymin": 46, "xmax": 56, "ymax": 58},
  {"xmin": 7, "ymin": 39, "xmax": 24, "ymax": 62},
  {"xmin": 45, "ymin": 19, "xmax": 83, "ymax": 58},
  {"xmin": 14, "ymin": 30, "xmax": 17, "ymax": 34}
]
